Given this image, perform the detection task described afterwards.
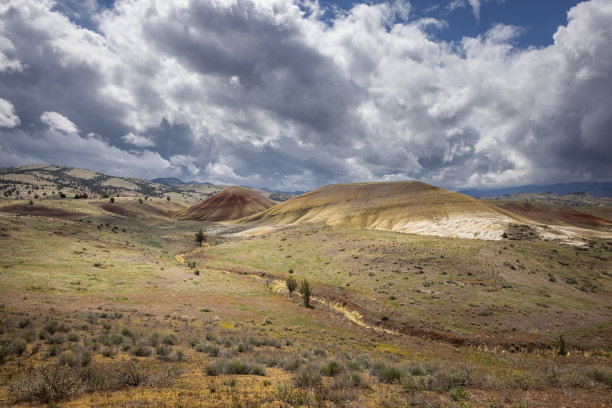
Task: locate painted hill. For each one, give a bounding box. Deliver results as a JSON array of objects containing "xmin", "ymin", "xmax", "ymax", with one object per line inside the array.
[
  {"xmin": 239, "ymin": 181, "xmax": 520, "ymax": 239},
  {"xmin": 174, "ymin": 186, "xmax": 276, "ymax": 221},
  {"xmin": 491, "ymin": 201, "xmax": 612, "ymax": 230}
]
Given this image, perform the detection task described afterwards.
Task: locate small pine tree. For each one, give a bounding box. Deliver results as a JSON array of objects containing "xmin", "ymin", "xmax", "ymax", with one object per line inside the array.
[
  {"xmin": 286, "ymin": 275, "xmax": 298, "ymax": 296},
  {"xmin": 299, "ymin": 279, "xmax": 312, "ymax": 308},
  {"xmin": 110, "ymin": 197, "xmax": 115, "ymax": 203},
  {"xmin": 195, "ymin": 228, "xmax": 206, "ymax": 246},
  {"xmin": 167, "ymin": 196, "xmax": 171, "ymax": 201}
]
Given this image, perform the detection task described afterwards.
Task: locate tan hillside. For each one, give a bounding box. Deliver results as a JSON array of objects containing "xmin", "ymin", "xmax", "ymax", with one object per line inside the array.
[
  {"xmin": 240, "ymin": 181, "xmax": 520, "ymax": 239},
  {"xmin": 174, "ymin": 186, "xmax": 276, "ymax": 222}
]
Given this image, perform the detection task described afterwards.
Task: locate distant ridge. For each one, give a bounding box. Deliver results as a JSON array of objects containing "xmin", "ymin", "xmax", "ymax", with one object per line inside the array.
[
  {"xmin": 152, "ymin": 177, "xmax": 213, "ymax": 187},
  {"xmin": 239, "ymin": 181, "xmax": 517, "ymax": 240},
  {"xmin": 459, "ymin": 182, "xmax": 612, "ymax": 198},
  {"xmin": 174, "ymin": 186, "xmax": 275, "ymax": 221}
]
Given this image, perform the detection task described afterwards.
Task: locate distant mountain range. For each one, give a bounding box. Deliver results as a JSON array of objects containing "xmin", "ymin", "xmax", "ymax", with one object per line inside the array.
[
  {"xmin": 459, "ymin": 182, "xmax": 612, "ymax": 198},
  {"xmin": 152, "ymin": 178, "xmax": 304, "ymax": 196},
  {"xmin": 152, "ymin": 177, "xmax": 213, "ymax": 187}
]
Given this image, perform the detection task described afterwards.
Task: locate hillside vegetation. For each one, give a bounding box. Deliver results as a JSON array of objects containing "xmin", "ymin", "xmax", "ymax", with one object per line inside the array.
[
  {"xmin": 0, "ymin": 165, "xmax": 296, "ymax": 204},
  {"xmin": 0, "ymin": 177, "xmax": 611, "ymax": 407}
]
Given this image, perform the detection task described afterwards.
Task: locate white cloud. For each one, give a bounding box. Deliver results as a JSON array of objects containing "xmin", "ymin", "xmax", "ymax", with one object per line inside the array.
[
  {"xmin": 0, "ymin": 98, "xmax": 20, "ymax": 128},
  {"xmin": 121, "ymin": 132, "xmax": 155, "ymax": 147},
  {"xmin": 0, "ymin": 0, "xmax": 610, "ymax": 190},
  {"xmin": 40, "ymin": 111, "xmax": 79, "ymax": 134},
  {"xmin": 169, "ymin": 154, "xmax": 200, "ymax": 175},
  {"xmin": 468, "ymin": 0, "xmax": 481, "ymax": 21}
]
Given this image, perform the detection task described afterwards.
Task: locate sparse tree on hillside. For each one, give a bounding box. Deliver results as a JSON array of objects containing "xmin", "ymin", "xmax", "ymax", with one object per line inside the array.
[
  {"xmin": 195, "ymin": 228, "xmax": 206, "ymax": 246},
  {"xmin": 110, "ymin": 197, "xmax": 115, "ymax": 203},
  {"xmin": 286, "ymin": 275, "xmax": 298, "ymax": 296},
  {"xmin": 167, "ymin": 196, "xmax": 170, "ymax": 201},
  {"xmin": 299, "ymin": 279, "xmax": 312, "ymax": 308}
]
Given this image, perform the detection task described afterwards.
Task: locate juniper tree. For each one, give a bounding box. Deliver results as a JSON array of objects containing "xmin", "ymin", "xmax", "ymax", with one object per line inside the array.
[
  {"xmin": 195, "ymin": 228, "xmax": 206, "ymax": 246},
  {"xmin": 299, "ymin": 279, "xmax": 312, "ymax": 308}
]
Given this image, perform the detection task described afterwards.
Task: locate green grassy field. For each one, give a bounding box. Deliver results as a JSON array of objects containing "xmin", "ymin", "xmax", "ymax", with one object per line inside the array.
[
  {"xmin": 204, "ymin": 225, "xmax": 611, "ymax": 348},
  {"xmin": 0, "ymin": 198, "xmax": 611, "ymax": 407}
]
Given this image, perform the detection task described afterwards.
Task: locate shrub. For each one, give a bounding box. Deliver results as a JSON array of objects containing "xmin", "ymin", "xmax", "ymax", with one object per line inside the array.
[
  {"xmin": 58, "ymin": 351, "xmax": 81, "ymax": 368},
  {"xmin": 205, "ymin": 359, "xmax": 225, "ymax": 376},
  {"xmin": 80, "ymin": 360, "xmax": 152, "ymax": 392},
  {"xmin": 280, "ymin": 355, "xmax": 303, "ymax": 371},
  {"xmin": 7, "ymin": 338, "xmax": 27, "ymax": 356},
  {"xmin": 115, "ymin": 359, "xmax": 151, "ymax": 387},
  {"xmin": 121, "ymin": 327, "xmax": 133, "ymax": 338},
  {"xmin": 371, "ymin": 362, "xmax": 402, "ymax": 384},
  {"xmin": 205, "ymin": 344, "xmax": 219, "ymax": 357},
  {"xmin": 172, "ymin": 350, "xmax": 186, "ymax": 362},
  {"xmin": 48, "ymin": 333, "xmax": 66, "ymax": 345},
  {"xmin": 294, "ymin": 363, "xmax": 322, "ymax": 388},
  {"xmin": 321, "ymin": 360, "xmax": 343, "ymax": 377},
  {"xmin": 205, "ymin": 359, "xmax": 266, "ymax": 376},
  {"xmin": 131, "ymin": 343, "xmax": 152, "ymax": 357},
  {"xmin": 162, "ymin": 334, "xmax": 177, "ymax": 345},
  {"xmin": 286, "ymin": 275, "xmax": 298, "ymax": 295},
  {"xmin": 227, "ymin": 359, "xmax": 252, "ymax": 375},
  {"xmin": 589, "ymin": 369, "xmax": 612, "ymax": 387},
  {"xmin": 110, "ymin": 333, "xmax": 123, "ymax": 345},
  {"xmin": 151, "ymin": 364, "xmax": 183, "ymax": 387},
  {"xmin": 449, "ymin": 386, "xmax": 468, "ymax": 402},
  {"xmin": 9, "ymin": 362, "xmax": 81, "ymax": 403},
  {"xmin": 18, "ymin": 318, "xmax": 31, "ymax": 328},
  {"xmin": 333, "ymin": 372, "xmax": 368, "ymax": 389}
]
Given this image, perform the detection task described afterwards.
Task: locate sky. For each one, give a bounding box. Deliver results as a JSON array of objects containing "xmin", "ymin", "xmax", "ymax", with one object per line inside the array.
[{"xmin": 0, "ymin": 0, "xmax": 610, "ymax": 192}]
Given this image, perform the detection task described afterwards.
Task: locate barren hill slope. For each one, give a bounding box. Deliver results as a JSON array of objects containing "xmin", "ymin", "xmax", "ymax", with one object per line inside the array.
[
  {"xmin": 174, "ymin": 186, "xmax": 276, "ymax": 221},
  {"xmin": 240, "ymin": 181, "xmax": 520, "ymax": 239}
]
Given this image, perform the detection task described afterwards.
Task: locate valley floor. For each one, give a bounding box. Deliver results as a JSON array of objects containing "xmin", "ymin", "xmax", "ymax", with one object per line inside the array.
[{"xmin": 0, "ymin": 198, "xmax": 610, "ymax": 407}]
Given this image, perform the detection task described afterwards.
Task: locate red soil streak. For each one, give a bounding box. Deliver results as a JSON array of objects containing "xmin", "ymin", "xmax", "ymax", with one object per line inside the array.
[
  {"xmin": 0, "ymin": 204, "xmax": 85, "ymax": 218},
  {"xmin": 497, "ymin": 203, "xmax": 612, "ymax": 228},
  {"xmin": 98, "ymin": 203, "xmax": 132, "ymax": 217}
]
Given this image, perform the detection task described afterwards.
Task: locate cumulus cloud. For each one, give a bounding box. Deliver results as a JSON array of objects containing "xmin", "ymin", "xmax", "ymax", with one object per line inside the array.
[
  {"xmin": 40, "ymin": 111, "xmax": 79, "ymax": 134},
  {"xmin": 121, "ymin": 132, "xmax": 155, "ymax": 147},
  {"xmin": 0, "ymin": 0, "xmax": 610, "ymax": 189},
  {"xmin": 0, "ymin": 98, "xmax": 20, "ymax": 128}
]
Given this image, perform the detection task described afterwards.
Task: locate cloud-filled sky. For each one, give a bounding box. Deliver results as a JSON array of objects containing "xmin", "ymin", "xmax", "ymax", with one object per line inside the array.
[{"xmin": 0, "ymin": 0, "xmax": 610, "ymax": 191}]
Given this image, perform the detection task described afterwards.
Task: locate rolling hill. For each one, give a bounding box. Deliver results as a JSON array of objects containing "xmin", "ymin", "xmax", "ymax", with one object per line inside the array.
[
  {"xmin": 0, "ymin": 165, "xmax": 297, "ymax": 204},
  {"xmin": 239, "ymin": 181, "xmax": 521, "ymax": 239},
  {"xmin": 174, "ymin": 186, "xmax": 276, "ymax": 221}
]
